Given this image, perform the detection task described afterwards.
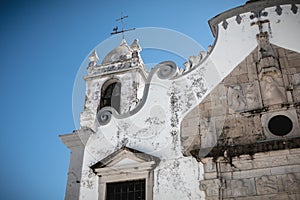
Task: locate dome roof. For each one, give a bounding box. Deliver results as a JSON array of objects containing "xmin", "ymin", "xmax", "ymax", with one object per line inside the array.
[{"xmin": 101, "ymin": 39, "xmax": 133, "ymax": 65}]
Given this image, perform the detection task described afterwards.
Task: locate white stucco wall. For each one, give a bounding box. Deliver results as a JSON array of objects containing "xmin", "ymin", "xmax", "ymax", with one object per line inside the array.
[{"xmin": 61, "ymin": 2, "xmax": 300, "ymax": 200}]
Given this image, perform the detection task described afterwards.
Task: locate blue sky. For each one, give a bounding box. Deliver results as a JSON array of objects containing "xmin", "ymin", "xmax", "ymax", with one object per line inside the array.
[{"xmin": 0, "ymin": 0, "xmax": 246, "ymax": 199}]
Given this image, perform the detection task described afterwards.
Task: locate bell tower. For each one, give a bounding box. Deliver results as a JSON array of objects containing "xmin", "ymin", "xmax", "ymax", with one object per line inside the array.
[
  {"xmin": 80, "ymin": 39, "xmax": 148, "ymax": 129},
  {"xmin": 60, "ymin": 39, "xmax": 147, "ymax": 200}
]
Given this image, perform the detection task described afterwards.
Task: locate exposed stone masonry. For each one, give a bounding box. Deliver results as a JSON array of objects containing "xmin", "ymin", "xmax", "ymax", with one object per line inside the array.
[
  {"xmin": 200, "ymin": 148, "xmax": 300, "ymax": 199},
  {"xmin": 182, "ymin": 42, "xmax": 300, "ymax": 200},
  {"xmin": 182, "ymin": 46, "xmax": 300, "ymax": 154}
]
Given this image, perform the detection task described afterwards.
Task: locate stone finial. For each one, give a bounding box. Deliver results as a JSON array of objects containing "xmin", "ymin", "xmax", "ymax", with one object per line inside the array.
[
  {"xmin": 130, "ymin": 39, "xmax": 142, "ymax": 52},
  {"xmin": 256, "ymin": 32, "xmax": 276, "ymax": 59},
  {"xmin": 120, "ymin": 38, "xmax": 127, "ymax": 46},
  {"xmin": 88, "ymin": 50, "xmax": 99, "ymax": 67},
  {"xmin": 89, "ymin": 50, "xmax": 99, "ymax": 62}
]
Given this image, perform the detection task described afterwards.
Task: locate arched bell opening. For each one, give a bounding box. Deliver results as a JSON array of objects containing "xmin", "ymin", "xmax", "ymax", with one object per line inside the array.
[{"xmin": 98, "ymin": 79, "xmax": 121, "ymax": 113}]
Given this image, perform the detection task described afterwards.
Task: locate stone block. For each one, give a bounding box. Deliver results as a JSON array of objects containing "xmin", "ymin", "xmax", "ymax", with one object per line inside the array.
[
  {"xmin": 277, "ymin": 173, "xmax": 300, "ymax": 193},
  {"xmin": 256, "ymin": 175, "xmax": 278, "ymax": 195},
  {"xmin": 188, "ymin": 117, "xmax": 200, "ymax": 127},
  {"xmin": 270, "ymin": 156, "xmax": 289, "ymax": 167},
  {"xmin": 269, "ymin": 149, "xmax": 289, "ymax": 156},
  {"xmin": 287, "ymin": 154, "xmax": 300, "ymax": 165},
  {"xmin": 202, "ymin": 158, "xmax": 216, "ymax": 173},
  {"xmin": 235, "ymin": 168, "xmax": 271, "ymax": 179},
  {"xmin": 237, "ymin": 74, "xmax": 249, "ymax": 83},
  {"xmin": 231, "ymin": 63, "xmax": 248, "ymax": 77},
  {"xmin": 230, "ymin": 68, "xmax": 239, "ymax": 77},
  {"xmin": 224, "ymin": 178, "xmax": 256, "ymax": 198},
  {"xmin": 209, "ymin": 90, "xmax": 220, "ymax": 100},
  {"xmin": 288, "ymin": 193, "xmax": 300, "ymax": 200},
  {"xmin": 222, "ymin": 118, "xmax": 244, "ymax": 138},
  {"xmin": 289, "ymin": 67, "xmax": 297, "ymax": 74},
  {"xmin": 253, "ymin": 151, "xmax": 270, "ymax": 159},
  {"xmin": 201, "ymin": 95, "xmax": 210, "ymax": 103},
  {"xmin": 181, "ymin": 119, "xmax": 189, "ymax": 127},
  {"xmin": 198, "ymin": 103, "xmax": 204, "ymax": 111},
  {"xmin": 232, "ymin": 160, "xmax": 253, "ymax": 171},
  {"xmin": 279, "ymin": 57, "xmax": 290, "ymax": 69},
  {"xmin": 186, "ymin": 107, "xmax": 200, "ymax": 117},
  {"xmin": 247, "ymin": 55, "xmax": 258, "ymax": 79},
  {"xmin": 282, "ymin": 74, "xmax": 289, "ymax": 86},
  {"xmin": 289, "ymin": 148, "xmax": 300, "ymax": 154},
  {"xmin": 200, "ymin": 110, "xmax": 211, "ymax": 119},
  {"xmin": 223, "ymin": 76, "xmax": 238, "ymax": 86},
  {"xmin": 200, "ymin": 179, "xmax": 221, "ymax": 197},
  {"xmin": 204, "ymin": 172, "xmax": 218, "ymax": 180},
  {"xmin": 295, "ymin": 67, "xmax": 300, "ymax": 73},
  {"xmin": 217, "ymin": 83, "xmax": 227, "ymax": 94},
  {"xmin": 270, "ymin": 165, "xmax": 300, "ymax": 176},
  {"xmin": 287, "ymin": 52, "xmax": 300, "ymax": 61},
  {"xmin": 211, "ymin": 105, "xmax": 227, "ymax": 117},
  {"xmin": 247, "ymin": 72, "xmax": 257, "ymax": 82},
  {"xmin": 277, "ymin": 48, "xmax": 286, "ymax": 57},
  {"xmin": 253, "ymin": 158, "xmax": 272, "ymax": 169},
  {"xmin": 203, "ymin": 102, "xmax": 212, "ymax": 110},
  {"xmin": 219, "ymin": 172, "xmax": 234, "ymax": 180},
  {"xmin": 239, "ymin": 63, "xmax": 248, "ymax": 75},
  {"xmin": 237, "ymin": 154, "xmax": 252, "ymax": 160},
  {"xmin": 181, "ymin": 126, "xmax": 198, "ymax": 136},
  {"xmin": 210, "ymin": 98, "xmax": 220, "ymax": 107},
  {"xmin": 219, "ymin": 162, "xmax": 233, "ymax": 172}
]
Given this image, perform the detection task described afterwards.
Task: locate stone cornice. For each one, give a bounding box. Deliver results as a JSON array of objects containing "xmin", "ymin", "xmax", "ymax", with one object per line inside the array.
[
  {"xmin": 84, "ymin": 66, "xmax": 148, "ymax": 81},
  {"xmin": 59, "ymin": 128, "xmax": 93, "ymax": 149},
  {"xmin": 209, "ymin": 0, "xmax": 300, "ymax": 37},
  {"xmin": 191, "ymin": 137, "xmax": 300, "ymax": 160}
]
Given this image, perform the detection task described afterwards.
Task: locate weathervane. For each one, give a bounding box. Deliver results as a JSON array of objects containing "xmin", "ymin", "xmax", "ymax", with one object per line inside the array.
[{"xmin": 111, "ymin": 13, "xmax": 135, "ymax": 39}]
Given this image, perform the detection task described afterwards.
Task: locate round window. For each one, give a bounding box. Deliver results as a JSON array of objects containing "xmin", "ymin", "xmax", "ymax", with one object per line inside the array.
[{"xmin": 268, "ymin": 115, "xmax": 293, "ymax": 136}]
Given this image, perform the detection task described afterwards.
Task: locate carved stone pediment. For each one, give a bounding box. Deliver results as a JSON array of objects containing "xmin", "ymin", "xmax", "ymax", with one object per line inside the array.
[
  {"xmin": 91, "ymin": 147, "xmax": 159, "ymax": 200},
  {"xmin": 90, "ymin": 147, "xmax": 160, "ymax": 176}
]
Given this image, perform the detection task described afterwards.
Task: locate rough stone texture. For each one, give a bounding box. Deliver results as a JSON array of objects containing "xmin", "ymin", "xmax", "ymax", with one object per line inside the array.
[
  {"xmin": 182, "ymin": 45, "xmax": 300, "ymax": 154},
  {"xmin": 182, "ymin": 5, "xmax": 300, "ymax": 200},
  {"xmin": 200, "ymin": 149, "xmax": 300, "ymax": 199}
]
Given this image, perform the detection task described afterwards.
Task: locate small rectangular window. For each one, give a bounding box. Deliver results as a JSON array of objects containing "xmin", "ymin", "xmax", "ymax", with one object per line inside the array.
[{"xmin": 106, "ymin": 179, "xmax": 145, "ymax": 200}]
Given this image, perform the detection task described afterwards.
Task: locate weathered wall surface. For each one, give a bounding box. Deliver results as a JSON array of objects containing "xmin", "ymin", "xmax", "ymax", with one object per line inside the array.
[
  {"xmin": 182, "ymin": 46, "xmax": 300, "ymax": 154},
  {"xmin": 200, "ymin": 148, "xmax": 300, "ymax": 200},
  {"xmin": 182, "ymin": 3, "xmax": 300, "ymax": 200},
  {"xmin": 80, "ymin": 69, "xmax": 146, "ymax": 129},
  {"xmin": 60, "ymin": 1, "xmax": 300, "ymax": 200}
]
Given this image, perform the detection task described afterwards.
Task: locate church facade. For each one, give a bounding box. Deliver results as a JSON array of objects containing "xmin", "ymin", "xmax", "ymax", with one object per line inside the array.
[{"xmin": 60, "ymin": 1, "xmax": 300, "ymax": 199}]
